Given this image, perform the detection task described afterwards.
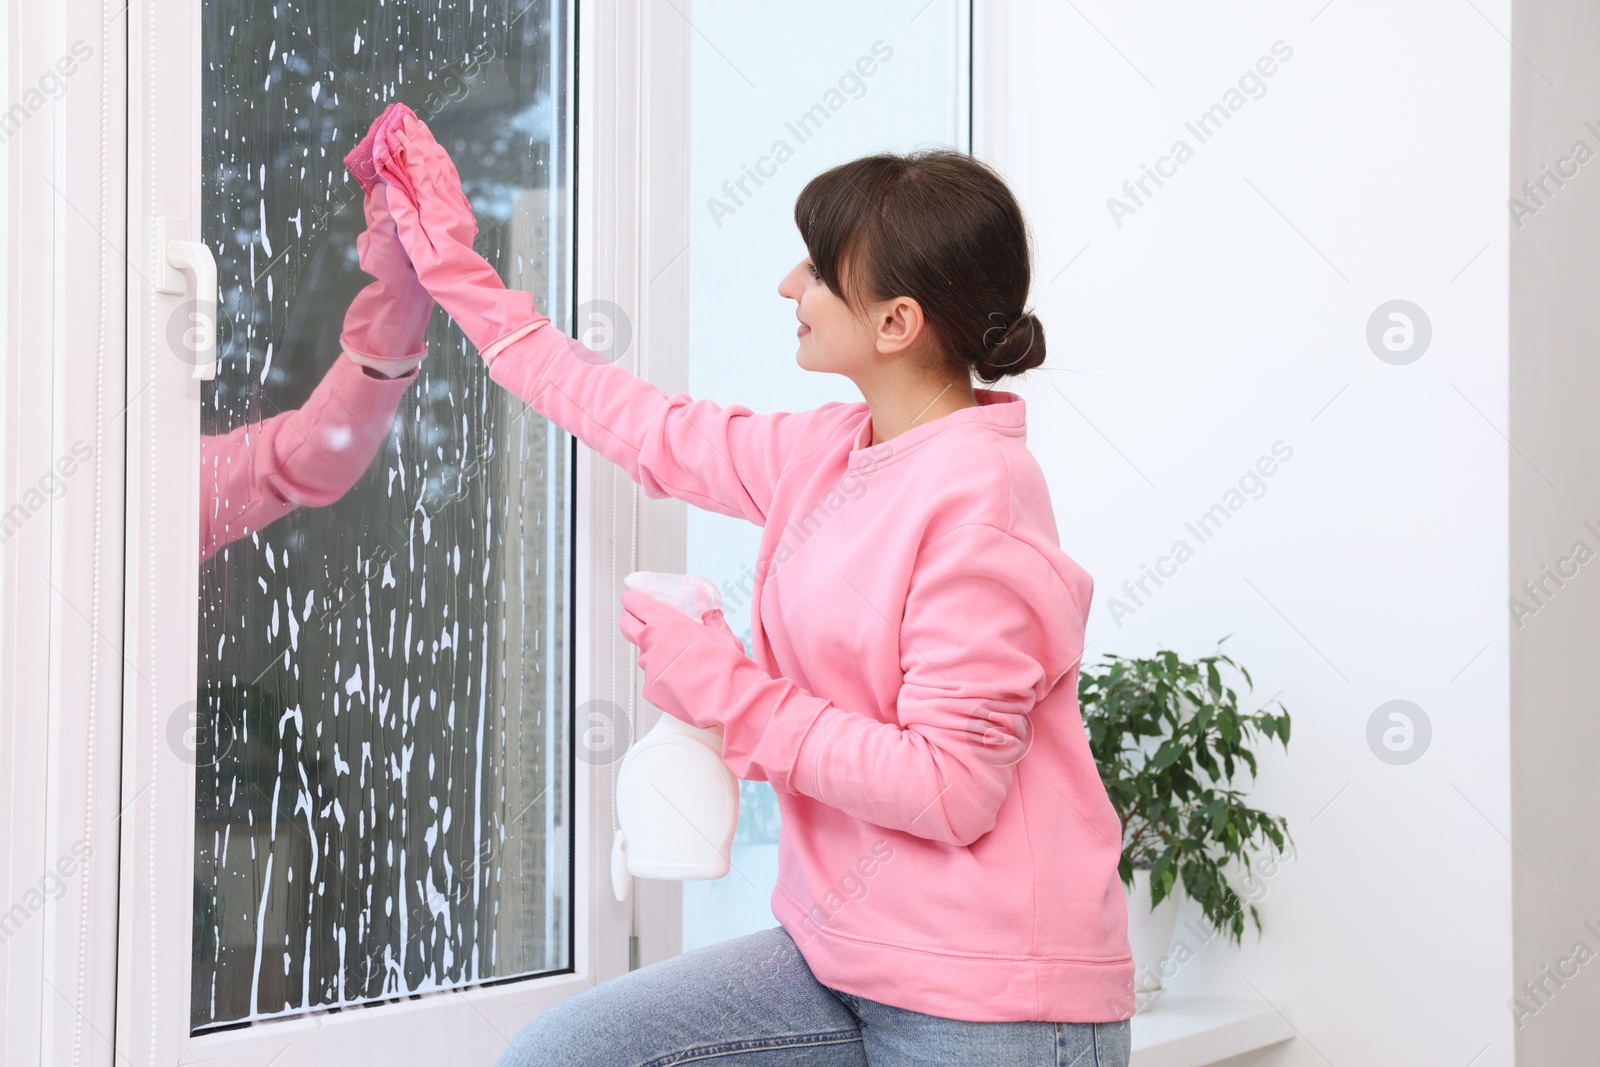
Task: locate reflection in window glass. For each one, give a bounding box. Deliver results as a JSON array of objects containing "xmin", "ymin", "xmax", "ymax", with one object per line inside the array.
[{"xmin": 193, "ymin": 0, "xmax": 573, "ymax": 1030}]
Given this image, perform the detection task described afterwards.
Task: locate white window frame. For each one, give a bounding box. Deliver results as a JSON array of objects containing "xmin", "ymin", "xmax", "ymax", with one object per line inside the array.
[{"xmin": 1, "ymin": 0, "xmax": 692, "ymax": 1063}]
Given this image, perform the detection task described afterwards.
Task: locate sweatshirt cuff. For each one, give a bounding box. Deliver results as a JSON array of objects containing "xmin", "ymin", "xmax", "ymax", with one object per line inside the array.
[
  {"xmin": 484, "ymin": 322, "xmax": 566, "ymax": 403},
  {"xmin": 784, "ymin": 702, "xmax": 849, "ymax": 800},
  {"xmin": 716, "ymin": 654, "xmax": 838, "ymax": 796}
]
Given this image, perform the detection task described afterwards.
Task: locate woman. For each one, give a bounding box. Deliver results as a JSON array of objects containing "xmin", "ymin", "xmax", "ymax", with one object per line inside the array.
[{"xmin": 354, "ymin": 103, "xmax": 1134, "ymax": 1067}]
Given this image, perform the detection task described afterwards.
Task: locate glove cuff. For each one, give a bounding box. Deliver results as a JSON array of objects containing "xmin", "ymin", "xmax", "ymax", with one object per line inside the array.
[
  {"xmin": 341, "ymin": 345, "xmax": 427, "ymax": 377},
  {"xmin": 481, "ymin": 316, "xmax": 553, "ymax": 366}
]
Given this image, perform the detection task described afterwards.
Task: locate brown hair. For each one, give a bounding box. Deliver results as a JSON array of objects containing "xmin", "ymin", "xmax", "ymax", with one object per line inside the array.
[{"xmin": 793, "ymin": 148, "xmax": 1045, "ymax": 385}]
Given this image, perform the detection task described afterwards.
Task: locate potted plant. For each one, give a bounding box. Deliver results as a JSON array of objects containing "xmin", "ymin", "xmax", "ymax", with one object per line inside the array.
[{"xmin": 1079, "ymin": 637, "xmax": 1294, "ymax": 1011}]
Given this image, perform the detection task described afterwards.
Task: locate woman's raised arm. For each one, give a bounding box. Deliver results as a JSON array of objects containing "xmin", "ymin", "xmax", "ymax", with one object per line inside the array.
[
  {"xmin": 349, "ymin": 102, "xmax": 811, "ymax": 527},
  {"xmin": 486, "ymin": 327, "xmax": 816, "ymax": 526}
]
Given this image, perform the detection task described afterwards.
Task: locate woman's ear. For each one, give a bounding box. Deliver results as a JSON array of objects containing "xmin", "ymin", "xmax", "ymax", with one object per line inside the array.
[{"xmin": 873, "ymin": 295, "xmax": 926, "ymax": 355}]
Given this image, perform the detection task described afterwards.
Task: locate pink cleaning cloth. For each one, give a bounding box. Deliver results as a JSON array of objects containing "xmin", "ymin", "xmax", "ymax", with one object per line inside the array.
[{"xmin": 345, "ymin": 102, "xmax": 418, "ymax": 206}]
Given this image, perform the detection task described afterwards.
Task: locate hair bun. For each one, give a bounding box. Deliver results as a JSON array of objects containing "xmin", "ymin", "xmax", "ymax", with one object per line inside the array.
[{"xmin": 976, "ymin": 310, "xmax": 1046, "ymax": 382}]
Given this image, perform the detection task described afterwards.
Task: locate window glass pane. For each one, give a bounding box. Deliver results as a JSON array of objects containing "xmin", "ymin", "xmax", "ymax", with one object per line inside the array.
[
  {"xmin": 193, "ymin": 0, "xmax": 573, "ymax": 1030},
  {"xmin": 684, "ymin": 0, "xmax": 971, "ymax": 952}
]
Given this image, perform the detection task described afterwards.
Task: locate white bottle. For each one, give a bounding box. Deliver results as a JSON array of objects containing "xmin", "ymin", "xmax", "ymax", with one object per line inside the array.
[{"xmin": 611, "ymin": 571, "xmax": 741, "ymax": 903}]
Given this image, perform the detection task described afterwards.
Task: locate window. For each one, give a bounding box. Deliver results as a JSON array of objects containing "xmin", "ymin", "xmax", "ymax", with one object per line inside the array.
[{"xmin": 192, "ymin": 0, "xmax": 574, "ymax": 1029}]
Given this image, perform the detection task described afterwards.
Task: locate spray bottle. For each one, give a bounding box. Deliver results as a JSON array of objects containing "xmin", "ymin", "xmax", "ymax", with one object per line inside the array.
[{"xmin": 611, "ymin": 571, "xmax": 741, "ymax": 903}]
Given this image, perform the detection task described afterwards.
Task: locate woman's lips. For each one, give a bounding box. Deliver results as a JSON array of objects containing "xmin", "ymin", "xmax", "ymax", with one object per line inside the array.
[{"xmin": 797, "ymin": 323, "xmax": 810, "ymax": 337}]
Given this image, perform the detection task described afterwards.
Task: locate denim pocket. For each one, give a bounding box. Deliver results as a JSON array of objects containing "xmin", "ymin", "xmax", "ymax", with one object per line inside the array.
[{"xmin": 1091, "ymin": 1018, "xmax": 1132, "ymax": 1067}]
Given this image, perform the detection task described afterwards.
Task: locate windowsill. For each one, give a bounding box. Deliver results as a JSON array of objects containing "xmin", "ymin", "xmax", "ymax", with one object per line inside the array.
[{"xmin": 1131, "ymin": 994, "xmax": 1297, "ymax": 1066}]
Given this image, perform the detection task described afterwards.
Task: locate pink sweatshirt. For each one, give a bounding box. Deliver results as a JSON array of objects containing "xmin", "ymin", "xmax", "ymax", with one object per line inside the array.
[
  {"xmin": 200, "ymin": 354, "xmax": 417, "ymax": 562},
  {"xmin": 489, "ymin": 329, "xmax": 1135, "ymax": 1024}
]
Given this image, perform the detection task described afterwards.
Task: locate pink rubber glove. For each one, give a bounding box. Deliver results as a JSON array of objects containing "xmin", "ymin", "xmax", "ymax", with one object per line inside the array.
[
  {"xmin": 619, "ymin": 587, "xmax": 832, "ymax": 792},
  {"xmin": 348, "ymin": 102, "xmax": 549, "ymax": 362},
  {"xmin": 338, "ymin": 182, "xmax": 435, "ymax": 376},
  {"xmin": 619, "ymin": 587, "xmax": 752, "ymax": 718}
]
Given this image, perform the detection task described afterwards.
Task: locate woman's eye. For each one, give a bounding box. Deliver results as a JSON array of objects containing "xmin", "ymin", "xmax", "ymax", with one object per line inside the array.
[{"xmin": 806, "ymin": 262, "xmax": 819, "ymax": 279}]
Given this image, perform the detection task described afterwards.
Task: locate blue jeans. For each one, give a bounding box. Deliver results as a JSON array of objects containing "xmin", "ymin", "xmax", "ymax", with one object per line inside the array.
[{"xmin": 496, "ymin": 925, "xmax": 1131, "ymax": 1066}]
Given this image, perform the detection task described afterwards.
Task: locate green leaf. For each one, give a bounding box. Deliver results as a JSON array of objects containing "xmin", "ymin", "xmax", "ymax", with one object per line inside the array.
[{"xmin": 1079, "ymin": 643, "xmax": 1294, "ymax": 955}]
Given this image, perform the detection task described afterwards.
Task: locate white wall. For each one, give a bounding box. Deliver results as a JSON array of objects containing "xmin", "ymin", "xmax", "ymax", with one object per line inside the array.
[
  {"xmin": 990, "ymin": 1, "xmax": 1511, "ymax": 1063},
  {"xmin": 677, "ymin": 4, "xmax": 1592, "ymax": 1062}
]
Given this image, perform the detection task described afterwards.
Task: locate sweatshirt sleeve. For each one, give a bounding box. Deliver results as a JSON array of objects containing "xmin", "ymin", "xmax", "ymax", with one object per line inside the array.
[
  {"xmin": 484, "ymin": 324, "xmax": 816, "ymax": 527},
  {"xmin": 640, "ymin": 522, "xmax": 1088, "ymax": 848},
  {"xmin": 200, "ymin": 354, "xmax": 416, "ymax": 563}
]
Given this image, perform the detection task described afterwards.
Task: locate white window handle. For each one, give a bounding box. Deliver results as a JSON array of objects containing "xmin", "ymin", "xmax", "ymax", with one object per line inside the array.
[{"xmin": 155, "ymin": 215, "xmax": 219, "ymax": 381}]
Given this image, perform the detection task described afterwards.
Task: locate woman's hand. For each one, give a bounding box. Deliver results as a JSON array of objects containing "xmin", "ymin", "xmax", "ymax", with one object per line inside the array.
[
  {"xmin": 619, "ymin": 589, "xmax": 748, "ymax": 729},
  {"xmin": 339, "ymin": 183, "xmax": 434, "ymax": 378},
  {"xmin": 345, "ymin": 102, "xmax": 551, "ymax": 365}
]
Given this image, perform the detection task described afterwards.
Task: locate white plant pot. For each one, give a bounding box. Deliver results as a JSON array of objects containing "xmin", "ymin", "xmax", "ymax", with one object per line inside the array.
[{"xmin": 1124, "ymin": 867, "xmax": 1182, "ymax": 1013}]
